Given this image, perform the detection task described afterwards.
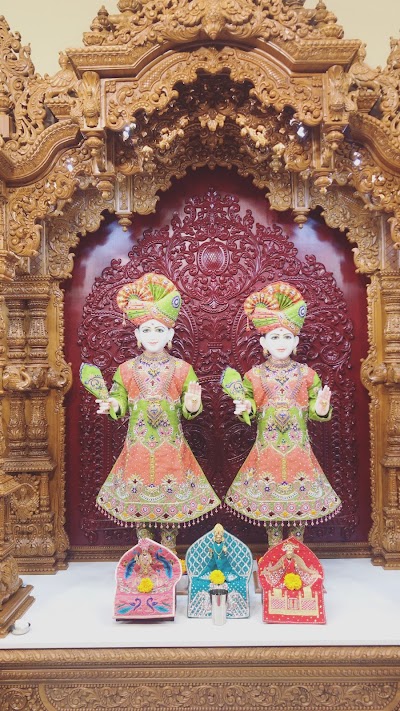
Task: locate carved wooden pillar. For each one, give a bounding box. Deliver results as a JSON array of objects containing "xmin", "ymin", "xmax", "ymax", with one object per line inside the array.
[
  {"xmin": 27, "ymin": 296, "xmax": 49, "ymax": 362},
  {"xmin": 3, "ymin": 297, "xmax": 28, "ymax": 458},
  {"xmin": 7, "ymin": 394, "xmax": 27, "ymax": 457},
  {"xmin": 26, "ymin": 295, "xmax": 50, "ymax": 460},
  {"xmin": 2, "ymin": 284, "xmax": 61, "ymax": 573},
  {"xmin": 379, "ymin": 276, "xmax": 400, "ymax": 566},
  {"xmin": 28, "ymin": 393, "xmax": 49, "ymax": 459},
  {"xmin": 6, "ymin": 297, "xmax": 26, "ymax": 361},
  {"xmin": 0, "ymin": 471, "xmax": 34, "ymax": 637}
]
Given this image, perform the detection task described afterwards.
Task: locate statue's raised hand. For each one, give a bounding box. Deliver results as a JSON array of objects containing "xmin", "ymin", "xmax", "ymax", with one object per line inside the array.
[
  {"xmin": 315, "ymin": 385, "xmax": 331, "ymax": 417},
  {"xmin": 184, "ymin": 381, "xmax": 202, "ymax": 413}
]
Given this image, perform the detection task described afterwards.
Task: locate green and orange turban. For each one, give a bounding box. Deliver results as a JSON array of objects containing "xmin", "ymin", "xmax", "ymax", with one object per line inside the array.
[
  {"xmin": 116, "ymin": 272, "xmax": 181, "ymax": 328},
  {"xmin": 244, "ymin": 281, "xmax": 307, "ymax": 335}
]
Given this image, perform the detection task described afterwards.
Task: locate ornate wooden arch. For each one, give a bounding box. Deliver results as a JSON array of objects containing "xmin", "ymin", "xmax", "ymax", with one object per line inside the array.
[{"xmin": 0, "ymin": 0, "xmax": 400, "ymax": 581}]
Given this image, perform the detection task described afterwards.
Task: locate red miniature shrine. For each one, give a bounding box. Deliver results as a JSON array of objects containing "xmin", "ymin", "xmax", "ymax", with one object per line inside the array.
[{"xmin": 258, "ymin": 536, "xmax": 326, "ymax": 624}]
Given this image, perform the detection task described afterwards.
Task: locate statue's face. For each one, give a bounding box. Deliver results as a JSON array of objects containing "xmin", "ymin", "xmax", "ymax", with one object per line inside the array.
[
  {"xmin": 260, "ymin": 327, "xmax": 299, "ymax": 360},
  {"xmin": 138, "ymin": 551, "xmax": 152, "ymax": 568},
  {"xmin": 135, "ymin": 319, "xmax": 174, "ymax": 353},
  {"xmin": 214, "ymin": 527, "xmax": 224, "ymax": 543}
]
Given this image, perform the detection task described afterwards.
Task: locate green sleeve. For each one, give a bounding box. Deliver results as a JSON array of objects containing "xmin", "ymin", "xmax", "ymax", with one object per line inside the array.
[
  {"xmin": 181, "ymin": 366, "xmax": 203, "ymax": 420},
  {"xmin": 108, "ymin": 367, "xmax": 129, "ymax": 420},
  {"xmin": 241, "ymin": 375, "xmax": 257, "ymax": 422},
  {"xmin": 308, "ymin": 371, "xmax": 332, "ymax": 422}
]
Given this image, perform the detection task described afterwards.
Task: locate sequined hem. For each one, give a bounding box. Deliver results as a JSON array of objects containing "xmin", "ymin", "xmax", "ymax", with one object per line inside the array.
[
  {"xmin": 223, "ymin": 499, "xmax": 342, "ymax": 526},
  {"xmin": 96, "ymin": 501, "xmax": 221, "ymax": 528}
]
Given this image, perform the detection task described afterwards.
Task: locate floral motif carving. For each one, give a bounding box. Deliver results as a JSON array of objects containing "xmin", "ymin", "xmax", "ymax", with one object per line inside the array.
[
  {"xmin": 7, "ymin": 141, "xmax": 96, "ymax": 256},
  {"xmin": 105, "ymin": 47, "xmax": 326, "ymax": 131},
  {"xmin": 380, "ymin": 37, "xmax": 400, "ymax": 138},
  {"xmin": 42, "ymin": 681, "xmax": 399, "ymax": 710},
  {"xmin": 0, "ymin": 646, "xmax": 399, "ymax": 711},
  {"xmin": 309, "ymin": 186, "xmax": 381, "ymax": 274},
  {"xmin": 47, "ymin": 189, "xmax": 113, "ymax": 279},
  {"xmin": 0, "ymin": 688, "xmax": 43, "ymax": 711},
  {"xmin": 83, "ymin": 0, "xmax": 347, "ymax": 48}
]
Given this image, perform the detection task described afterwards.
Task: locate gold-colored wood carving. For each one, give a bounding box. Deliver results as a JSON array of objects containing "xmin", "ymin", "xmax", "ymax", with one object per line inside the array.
[
  {"xmin": 0, "ymin": 647, "xmax": 400, "ymax": 710},
  {"xmin": 0, "ymin": 0, "xmax": 399, "ymax": 572},
  {"xmin": 0, "ymin": 471, "xmax": 34, "ymax": 637}
]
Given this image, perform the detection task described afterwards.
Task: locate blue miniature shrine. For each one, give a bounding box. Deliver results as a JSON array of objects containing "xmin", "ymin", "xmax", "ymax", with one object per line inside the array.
[{"xmin": 186, "ymin": 523, "xmax": 253, "ymax": 619}]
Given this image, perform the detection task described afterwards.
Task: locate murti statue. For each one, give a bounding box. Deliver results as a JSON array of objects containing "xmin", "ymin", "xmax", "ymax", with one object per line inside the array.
[
  {"xmin": 207, "ymin": 523, "xmax": 230, "ymax": 578},
  {"xmin": 95, "ymin": 272, "xmax": 220, "ymax": 553},
  {"xmin": 223, "ymin": 281, "xmax": 341, "ymax": 547}
]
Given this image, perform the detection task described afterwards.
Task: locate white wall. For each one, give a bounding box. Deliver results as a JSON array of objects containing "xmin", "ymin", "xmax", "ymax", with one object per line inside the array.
[{"xmin": 0, "ymin": 0, "xmax": 398, "ymax": 76}]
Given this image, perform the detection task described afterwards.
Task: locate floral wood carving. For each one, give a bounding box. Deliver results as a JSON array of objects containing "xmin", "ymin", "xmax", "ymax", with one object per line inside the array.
[
  {"xmin": 104, "ymin": 47, "xmax": 325, "ymax": 131},
  {"xmin": 1, "ymin": 647, "xmax": 400, "ymax": 711},
  {"xmin": 47, "ymin": 189, "xmax": 114, "ymax": 279},
  {"xmin": 7, "ymin": 141, "xmax": 99, "ymax": 256},
  {"xmin": 0, "ymin": 19, "xmax": 79, "ymax": 175},
  {"xmin": 40, "ymin": 680, "xmax": 400, "ymax": 711},
  {"xmin": 83, "ymin": 0, "xmax": 347, "ymax": 48}
]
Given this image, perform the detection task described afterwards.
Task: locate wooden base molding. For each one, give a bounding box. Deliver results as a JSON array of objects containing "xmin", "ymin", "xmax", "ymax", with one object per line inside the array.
[
  {"xmin": 0, "ymin": 584, "xmax": 34, "ymax": 638},
  {"xmin": 0, "ymin": 646, "xmax": 399, "ymax": 710}
]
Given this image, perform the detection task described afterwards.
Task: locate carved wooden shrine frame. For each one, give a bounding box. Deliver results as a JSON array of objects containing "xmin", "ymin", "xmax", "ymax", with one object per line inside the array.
[{"xmin": 1, "ymin": 1, "xmax": 400, "ymax": 706}]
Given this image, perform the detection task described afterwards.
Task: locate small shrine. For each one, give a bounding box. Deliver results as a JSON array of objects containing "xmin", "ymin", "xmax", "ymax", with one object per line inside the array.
[
  {"xmin": 258, "ymin": 537, "xmax": 325, "ymax": 624},
  {"xmin": 114, "ymin": 538, "xmax": 182, "ymax": 621},
  {"xmin": 186, "ymin": 524, "xmax": 253, "ymax": 619}
]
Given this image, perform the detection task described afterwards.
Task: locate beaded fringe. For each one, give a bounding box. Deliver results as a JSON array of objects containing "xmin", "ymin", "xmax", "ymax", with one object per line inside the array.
[
  {"xmin": 221, "ymin": 500, "xmax": 342, "ymax": 527},
  {"xmin": 95, "ymin": 501, "xmax": 222, "ymax": 529},
  {"xmin": 95, "ymin": 500, "xmax": 340, "ymax": 529}
]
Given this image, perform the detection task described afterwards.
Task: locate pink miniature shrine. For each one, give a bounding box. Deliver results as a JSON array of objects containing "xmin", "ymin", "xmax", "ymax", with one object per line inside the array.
[
  {"xmin": 258, "ymin": 537, "xmax": 326, "ymax": 624},
  {"xmin": 114, "ymin": 538, "xmax": 182, "ymax": 621}
]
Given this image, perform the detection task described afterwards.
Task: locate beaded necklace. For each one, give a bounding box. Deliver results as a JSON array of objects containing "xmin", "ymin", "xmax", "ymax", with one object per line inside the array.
[
  {"xmin": 131, "ymin": 352, "xmax": 176, "ymax": 427},
  {"xmin": 260, "ymin": 358, "xmax": 304, "ymax": 432}
]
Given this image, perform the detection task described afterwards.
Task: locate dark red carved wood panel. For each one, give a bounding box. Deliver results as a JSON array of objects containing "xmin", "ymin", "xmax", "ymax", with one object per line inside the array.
[{"xmin": 64, "ymin": 168, "xmax": 370, "ymax": 549}]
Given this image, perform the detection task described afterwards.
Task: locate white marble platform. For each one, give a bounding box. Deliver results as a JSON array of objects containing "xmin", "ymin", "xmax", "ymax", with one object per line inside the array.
[{"xmin": 1, "ymin": 558, "xmax": 400, "ymax": 649}]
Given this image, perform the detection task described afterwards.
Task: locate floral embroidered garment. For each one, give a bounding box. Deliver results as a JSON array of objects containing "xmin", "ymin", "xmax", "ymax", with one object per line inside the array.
[
  {"xmin": 96, "ymin": 352, "xmax": 220, "ymax": 525},
  {"xmin": 224, "ymin": 358, "xmax": 341, "ymax": 525}
]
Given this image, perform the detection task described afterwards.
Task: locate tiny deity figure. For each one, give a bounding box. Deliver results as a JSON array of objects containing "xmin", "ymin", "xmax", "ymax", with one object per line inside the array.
[
  {"xmin": 223, "ymin": 281, "xmax": 341, "ymax": 547},
  {"xmin": 206, "ymin": 523, "xmax": 232, "ymax": 580},
  {"xmin": 262, "ymin": 539, "xmax": 321, "ymax": 592},
  {"xmin": 94, "ymin": 272, "xmax": 220, "ymax": 553}
]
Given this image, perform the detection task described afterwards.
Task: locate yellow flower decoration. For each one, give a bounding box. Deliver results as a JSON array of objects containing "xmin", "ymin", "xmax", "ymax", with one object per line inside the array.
[
  {"xmin": 180, "ymin": 559, "xmax": 187, "ymax": 574},
  {"xmin": 209, "ymin": 569, "xmax": 226, "ymax": 585},
  {"xmin": 284, "ymin": 573, "xmax": 302, "ymax": 591},
  {"xmin": 137, "ymin": 577, "xmax": 154, "ymax": 593}
]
